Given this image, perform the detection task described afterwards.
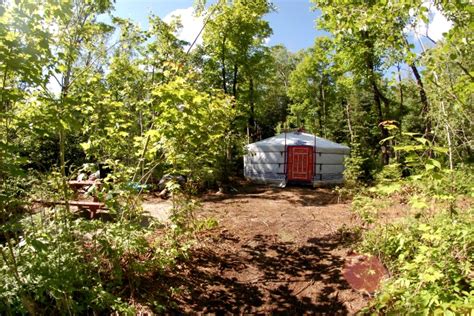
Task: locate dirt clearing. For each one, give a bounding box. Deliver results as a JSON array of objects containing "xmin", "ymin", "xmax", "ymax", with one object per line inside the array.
[{"xmin": 148, "ymin": 185, "xmax": 369, "ymax": 314}]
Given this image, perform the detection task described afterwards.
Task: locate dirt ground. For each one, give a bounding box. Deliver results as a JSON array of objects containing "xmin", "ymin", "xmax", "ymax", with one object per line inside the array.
[{"xmin": 155, "ymin": 185, "xmax": 369, "ymax": 314}]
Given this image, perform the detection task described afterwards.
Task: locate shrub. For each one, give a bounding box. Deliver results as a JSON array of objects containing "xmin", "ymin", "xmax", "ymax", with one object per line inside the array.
[
  {"xmin": 360, "ymin": 210, "xmax": 474, "ymax": 314},
  {"xmin": 0, "ymin": 191, "xmax": 202, "ymax": 314},
  {"xmin": 0, "ymin": 215, "xmax": 155, "ymax": 314}
]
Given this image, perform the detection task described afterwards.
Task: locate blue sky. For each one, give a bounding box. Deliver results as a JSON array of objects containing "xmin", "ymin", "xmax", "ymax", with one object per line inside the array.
[
  {"xmin": 111, "ymin": 0, "xmax": 451, "ymax": 55},
  {"xmin": 112, "ymin": 0, "xmax": 325, "ymax": 52}
]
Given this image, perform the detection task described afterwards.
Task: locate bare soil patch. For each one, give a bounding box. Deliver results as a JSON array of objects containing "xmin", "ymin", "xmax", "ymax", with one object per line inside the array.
[{"xmin": 155, "ymin": 185, "xmax": 369, "ymax": 314}]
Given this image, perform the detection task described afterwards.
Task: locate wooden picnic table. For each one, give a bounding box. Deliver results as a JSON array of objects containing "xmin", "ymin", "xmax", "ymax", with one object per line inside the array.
[
  {"xmin": 68, "ymin": 180, "xmax": 101, "ymax": 189},
  {"xmin": 67, "ymin": 180, "xmax": 105, "ymax": 218},
  {"xmin": 35, "ymin": 180, "xmax": 107, "ymax": 219},
  {"xmin": 68, "ymin": 180, "xmax": 101, "ymax": 196},
  {"xmin": 38, "ymin": 200, "xmax": 105, "ymax": 219}
]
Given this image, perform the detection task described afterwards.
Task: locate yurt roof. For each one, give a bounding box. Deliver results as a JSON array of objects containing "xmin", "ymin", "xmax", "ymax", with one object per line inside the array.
[{"xmin": 247, "ymin": 132, "xmax": 350, "ymax": 154}]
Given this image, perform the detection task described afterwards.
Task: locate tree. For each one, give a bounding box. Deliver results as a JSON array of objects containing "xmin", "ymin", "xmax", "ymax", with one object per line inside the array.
[
  {"xmin": 0, "ymin": 1, "xmax": 53, "ymax": 179},
  {"xmin": 201, "ymin": 0, "xmax": 273, "ymax": 141},
  {"xmin": 287, "ymin": 38, "xmax": 343, "ymax": 137},
  {"xmin": 420, "ymin": 1, "xmax": 473, "ymax": 166},
  {"xmin": 312, "ymin": 0, "xmax": 441, "ymax": 164},
  {"xmin": 256, "ymin": 45, "xmax": 302, "ymax": 138}
]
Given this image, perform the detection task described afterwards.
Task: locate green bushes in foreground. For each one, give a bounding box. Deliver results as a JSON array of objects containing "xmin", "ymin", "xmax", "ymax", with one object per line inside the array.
[
  {"xmin": 347, "ymin": 146, "xmax": 474, "ymax": 314},
  {"xmin": 0, "ymin": 215, "xmax": 153, "ymax": 314},
  {"xmin": 360, "ymin": 209, "xmax": 473, "ymax": 314},
  {"xmin": 0, "ymin": 193, "xmax": 201, "ymax": 314}
]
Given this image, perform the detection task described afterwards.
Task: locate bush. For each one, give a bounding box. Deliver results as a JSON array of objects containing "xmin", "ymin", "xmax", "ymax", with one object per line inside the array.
[
  {"xmin": 0, "ymin": 175, "xmax": 36, "ymax": 225},
  {"xmin": 0, "ymin": 190, "xmax": 202, "ymax": 314},
  {"xmin": 360, "ymin": 210, "xmax": 474, "ymax": 314},
  {"xmin": 343, "ymin": 143, "xmax": 369, "ymax": 188},
  {"xmin": 0, "ymin": 215, "xmax": 156, "ymax": 314}
]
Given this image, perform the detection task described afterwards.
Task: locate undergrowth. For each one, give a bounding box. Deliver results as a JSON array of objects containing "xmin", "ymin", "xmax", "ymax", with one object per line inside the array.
[
  {"xmin": 0, "ymin": 176, "xmax": 206, "ymax": 314},
  {"xmin": 360, "ymin": 210, "xmax": 473, "ymax": 314},
  {"xmin": 347, "ymin": 157, "xmax": 473, "ymax": 314}
]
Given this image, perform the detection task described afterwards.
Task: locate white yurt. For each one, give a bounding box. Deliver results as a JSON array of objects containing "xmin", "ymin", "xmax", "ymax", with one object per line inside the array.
[{"xmin": 244, "ymin": 131, "xmax": 350, "ymax": 187}]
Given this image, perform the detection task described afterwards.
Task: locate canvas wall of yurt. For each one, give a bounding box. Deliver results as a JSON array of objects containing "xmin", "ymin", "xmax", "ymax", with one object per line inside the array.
[{"xmin": 244, "ymin": 131, "xmax": 350, "ymax": 187}]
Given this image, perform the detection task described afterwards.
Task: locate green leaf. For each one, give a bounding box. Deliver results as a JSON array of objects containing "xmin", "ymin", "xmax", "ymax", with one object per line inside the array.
[
  {"xmin": 80, "ymin": 142, "xmax": 91, "ymax": 152},
  {"xmin": 428, "ymin": 159, "xmax": 442, "ymax": 169},
  {"xmin": 379, "ymin": 135, "xmax": 395, "ymax": 145},
  {"xmin": 421, "ymin": 270, "xmax": 444, "ymax": 283},
  {"xmin": 30, "ymin": 239, "xmax": 48, "ymax": 251},
  {"xmin": 432, "ymin": 147, "xmax": 448, "ymax": 154}
]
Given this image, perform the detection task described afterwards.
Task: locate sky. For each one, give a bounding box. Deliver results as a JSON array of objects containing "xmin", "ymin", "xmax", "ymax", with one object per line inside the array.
[
  {"xmin": 45, "ymin": 0, "xmax": 452, "ymax": 94},
  {"xmin": 112, "ymin": 0, "xmax": 453, "ymax": 53},
  {"xmin": 112, "ymin": 0, "xmax": 325, "ymax": 52}
]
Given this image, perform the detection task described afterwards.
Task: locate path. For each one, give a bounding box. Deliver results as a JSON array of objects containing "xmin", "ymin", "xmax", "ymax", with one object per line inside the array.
[{"xmin": 160, "ymin": 185, "xmax": 368, "ymax": 314}]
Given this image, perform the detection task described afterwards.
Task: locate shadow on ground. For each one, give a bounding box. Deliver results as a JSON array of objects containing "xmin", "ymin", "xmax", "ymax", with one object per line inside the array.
[
  {"xmin": 202, "ymin": 184, "xmax": 341, "ymax": 207},
  {"xmin": 143, "ymin": 231, "xmax": 353, "ymax": 314}
]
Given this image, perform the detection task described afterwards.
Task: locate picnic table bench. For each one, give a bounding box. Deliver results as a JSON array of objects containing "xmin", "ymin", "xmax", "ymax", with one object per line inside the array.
[
  {"xmin": 67, "ymin": 180, "xmax": 105, "ymax": 218},
  {"xmin": 36, "ymin": 180, "xmax": 106, "ymax": 218}
]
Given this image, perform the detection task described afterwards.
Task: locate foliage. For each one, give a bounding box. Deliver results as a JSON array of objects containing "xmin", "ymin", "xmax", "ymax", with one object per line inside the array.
[
  {"xmin": 200, "ymin": 0, "xmax": 274, "ymax": 141},
  {"xmin": 286, "ymin": 38, "xmax": 347, "ymax": 139},
  {"xmin": 144, "ymin": 76, "xmax": 239, "ymax": 187},
  {"xmin": 0, "ymin": 0, "xmax": 472, "ymax": 313},
  {"xmin": 343, "ymin": 144, "xmax": 371, "ymax": 188},
  {"xmin": 350, "ymin": 128, "xmax": 473, "ymax": 314},
  {"xmin": 0, "ymin": 176, "xmax": 30, "ymax": 225},
  {"xmin": 351, "ymin": 195, "xmax": 380, "ymax": 226},
  {"xmin": 256, "ymin": 45, "xmax": 302, "ymax": 138},
  {"xmin": 0, "ymin": 214, "xmax": 150, "ymax": 314},
  {"xmin": 0, "ymin": 190, "xmax": 205, "ymax": 314},
  {"xmin": 360, "ymin": 210, "xmax": 474, "ymax": 314},
  {"xmin": 306, "ymin": 0, "xmax": 473, "ymax": 170},
  {"xmin": 420, "ymin": 1, "xmax": 473, "ymax": 164}
]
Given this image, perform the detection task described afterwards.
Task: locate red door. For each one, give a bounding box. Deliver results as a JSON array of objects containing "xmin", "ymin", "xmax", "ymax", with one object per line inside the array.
[{"xmin": 287, "ymin": 146, "xmax": 314, "ymax": 182}]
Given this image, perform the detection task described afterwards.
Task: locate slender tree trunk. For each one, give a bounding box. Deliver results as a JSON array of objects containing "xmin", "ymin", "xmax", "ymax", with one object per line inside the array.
[
  {"xmin": 442, "ymin": 103, "xmax": 454, "ymax": 171},
  {"xmin": 344, "ymin": 100, "xmax": 354, "ymax": 143},
  {"xmin": 139, "ymin": 111, "xmax": 143, "ymax": 136},
  {"xmin": 404, "ymin": 36, "xmax": 431, "ymax": 137},
  {"xmin": 431, "ymin": 69, "xmax": 456, "ymax": 170},
  {"xmin": 132, "ymin": 134, "xmax": 150, "ymax": 182},
  {"xmin": 410, "ymin": 63, "xmax": 431, "ymax": 136},
  {"xmin": 232, "ymin": 64, "xmax": 238, "ymax": 98},
  {"xmin": 319, "ymin": 75, "xmax": 326, "ymax": 137},
  {"xmin": 248, "ymin": 77, "xmax": 255, "ymax": 142},
  {"xmin": 58, "ymin": 127, "xmax": 69, "ymax": 208},
  {"xmin": 362, "ymin": 31, "xmax": 390, "ymax": 165},
  {"xmin": 397, "ymin": 63, "xmax": 404, "ymax": 130},
  {"xmin": 396, "ymin": 64, "xmax": 404, "ymax": 162},
  {"xmin": 1, "ymin": 68, "xmax": 8, "ymax": 145},
  {"xmin": 59, "ymin": 61, "xmax": 73, "ymax": 213},
  {"xmin": 317, "ymin": 107, "xmax": 323, "ymax": 135},
  {"xmin": 221, "ymin": 36, "xmax": 227, "ymax": 94}
]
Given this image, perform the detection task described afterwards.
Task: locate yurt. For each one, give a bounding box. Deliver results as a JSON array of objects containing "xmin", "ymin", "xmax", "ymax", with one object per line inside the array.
[{"xmin": 244, "ymin": 131, "xmax": 350, "ymax": 187}]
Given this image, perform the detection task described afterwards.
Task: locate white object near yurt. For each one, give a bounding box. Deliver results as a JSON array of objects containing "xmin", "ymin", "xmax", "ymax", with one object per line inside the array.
[{"xmin": 244, "ymin": 131, "xmax": 350, "ymax": 187}]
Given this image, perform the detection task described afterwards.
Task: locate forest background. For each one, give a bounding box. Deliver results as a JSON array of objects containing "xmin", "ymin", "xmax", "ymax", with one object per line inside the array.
[{"xmin": 0, "ymin": 0, "xmax": 472, "ymax": 314}]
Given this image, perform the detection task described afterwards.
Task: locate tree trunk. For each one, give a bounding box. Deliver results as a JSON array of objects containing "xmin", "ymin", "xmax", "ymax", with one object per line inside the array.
[
  {"xmin": 344, "ymin": 100, "xmax": 354, "ymax": 143},
  {"xmin": 248, "ymin": 77, "xmax": 255, "ymax": 142},
  {"xmin": 410, "ymin": 63, "xmax": 431, "ymax": 136},
  {"xmin": 1, "ymin": 68, "xmax": 9, "ymax": 146},
  {"xmin": 221, "ymin": 36, "xmax": 227, "ymax": 94},
  {"xmin": 232, "ymin": 64, "xmax": 238, "ymax": 98},
  {"xmin": 362, "ymin": 31, "xmax": 390, "ymax": 165},
  {"xmin": 396, "ymin": 64, "xmax": 404, "ymax": 162},
  {"xmin": 397, "ymin": 63, "xmax": 404, "ymax": 131},
  {"xmin": 319, "ymin": 74, "xmax": 326, "ymax": 137},
  {"xmin": 404, "ymin": 36, "xmax": 431, "ymax": 137},
  {"xmin": 317, "ymin": 107, "xmax": 323, "ymax": 135},
  {"xmin": 59, "ymin": 60, "xmax": 73, "ymax": 213}
]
